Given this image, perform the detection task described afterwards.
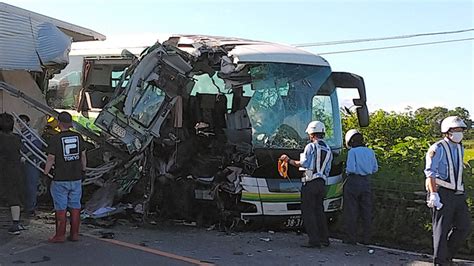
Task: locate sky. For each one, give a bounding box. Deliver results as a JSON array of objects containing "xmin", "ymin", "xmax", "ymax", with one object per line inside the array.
[{"xmin": 4, "ymin": 0, "xmax": 474, "ymax": 117}]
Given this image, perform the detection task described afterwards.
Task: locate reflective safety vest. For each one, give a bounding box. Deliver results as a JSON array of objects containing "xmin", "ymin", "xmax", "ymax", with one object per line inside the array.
[
  {"xmin": 301, "ymin": 141, "xmax": 331, "ymax": 183},
  {"xmin": 435, "ymin": 140, "xmax": 464, "ymax": 192}
]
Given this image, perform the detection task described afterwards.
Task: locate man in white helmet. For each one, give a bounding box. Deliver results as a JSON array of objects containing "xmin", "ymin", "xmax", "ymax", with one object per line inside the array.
[
  {"xmin": 343, "ymin": 129, "xmax": 378, "ymax": 245},
  {"xmin": 424, "ymin": 116, "xmax": 471, "ymax": 265},
  {"xmin": 280, "ymin": 120, "xmax": 332, "ymax": 248}
]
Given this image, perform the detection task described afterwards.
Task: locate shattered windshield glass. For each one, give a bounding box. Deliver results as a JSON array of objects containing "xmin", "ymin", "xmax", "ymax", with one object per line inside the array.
[
  {"xmin": 246, "ymin": 63, "xmax": 341, "ymax": 149},
  {"xmin": 130, "ymin": 84, "xmax": 166, "ymax": 127}
]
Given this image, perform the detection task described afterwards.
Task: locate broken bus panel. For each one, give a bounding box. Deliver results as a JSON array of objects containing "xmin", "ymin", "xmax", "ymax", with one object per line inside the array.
[{"xmin": 94, "ymin": 35, "xmax": 366, "ymax": 228}]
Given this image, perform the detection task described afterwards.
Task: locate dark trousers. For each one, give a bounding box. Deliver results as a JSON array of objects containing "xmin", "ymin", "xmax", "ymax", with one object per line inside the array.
[
  {"xmin": 432, "ymin": 188, "xmax": 471, "ymax": 264},
  {"xmin": 343, "ymin": 174, "xmax": 372, "ymax": 244},
  {"xmin": 25, "ymin": 162, "xmax": 40, "ymax": 212},
  {"xmin": 301, "ymin": 178, "xmax": 328, "ymax": 245}
]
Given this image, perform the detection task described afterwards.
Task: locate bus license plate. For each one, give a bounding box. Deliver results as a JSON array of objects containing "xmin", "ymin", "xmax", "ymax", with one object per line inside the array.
[
  {"xmin": 111, "ymin": 123, "xmax": 126, "ymax": 138},
  {"xmin": 285, "ymin": 215, "xmax": 303, "ymax": 227}
]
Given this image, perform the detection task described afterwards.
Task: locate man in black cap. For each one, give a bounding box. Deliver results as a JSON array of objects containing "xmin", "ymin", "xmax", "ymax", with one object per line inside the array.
[{"xmin": 43, "ymin": 112, "xmax": 87, "ymax": 242}]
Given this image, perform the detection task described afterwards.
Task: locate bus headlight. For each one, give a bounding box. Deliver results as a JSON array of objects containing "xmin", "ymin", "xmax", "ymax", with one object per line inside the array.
[{"xmin": 327, "ymin": 198, "xmax": 342, "ymax": 211}]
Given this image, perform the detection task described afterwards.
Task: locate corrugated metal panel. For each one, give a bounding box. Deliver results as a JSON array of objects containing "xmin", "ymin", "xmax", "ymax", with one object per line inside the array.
[
  {"xmin": 0, "ymin": 9, "xmax": 72, "ymax": 71},
  {"xmin": 0, "ymin": 2, "xmax": 105, "ymax": 42},
  {"xmin": 0, "ymin": 10, "xmax": 41, "ymax": 71}
]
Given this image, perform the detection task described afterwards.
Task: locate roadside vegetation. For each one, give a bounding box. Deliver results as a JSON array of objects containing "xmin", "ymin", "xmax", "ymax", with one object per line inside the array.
[
  {"xmin": 341, "ymin": 106, "xmax": 473, "ymax": 259},
  {"xmin": 464, "ymin": 140, "xmax": 474, "ymax": 162}
]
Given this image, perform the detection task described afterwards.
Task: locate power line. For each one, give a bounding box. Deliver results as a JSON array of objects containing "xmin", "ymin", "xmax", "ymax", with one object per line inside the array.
[
  {"xmin": 316, "ymin": 37, "xmax": 474, "ymax": 55},
  {"xmin": 294, "ymin": 28, "xmax": 474, "ymax": 47}
]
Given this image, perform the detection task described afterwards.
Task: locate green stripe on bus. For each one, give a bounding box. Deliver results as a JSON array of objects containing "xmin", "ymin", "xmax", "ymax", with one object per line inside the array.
[
  {"xmin": 326, "ymin": 182, "xmax": 343, "ymax": 198},
  {"xmin": 241, "ymin": 192, "xmax": 300, "ymax": 202},
  {"xmin": 241, "ymin": 182, "xmax": 343, "ymax": 202}
]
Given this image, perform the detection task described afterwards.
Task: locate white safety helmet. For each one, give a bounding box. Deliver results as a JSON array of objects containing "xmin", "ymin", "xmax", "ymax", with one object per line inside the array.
[
  {"xmin": 305, "ymin": 121, "xmax": 325, "ymax": 134},
  {"xmin": 345, "ymin": 129, "xmax": 361, "ymax": 148},
  {"xmin": 440, "ymin": 116, "xmax": 467, "ymax": 133}
]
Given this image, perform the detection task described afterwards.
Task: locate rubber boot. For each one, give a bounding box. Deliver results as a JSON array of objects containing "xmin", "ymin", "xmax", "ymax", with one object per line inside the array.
[
  {"xmin": 48, "ymin": 210, "xmax": 66, "ymax": 243},
  {"xmin": 68, "ymin": 208, "xmax": 81, "ymax": 241}
]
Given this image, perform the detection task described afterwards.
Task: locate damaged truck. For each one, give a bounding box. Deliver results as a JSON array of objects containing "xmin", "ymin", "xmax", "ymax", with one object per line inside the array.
[
  {"xmin": 46, "ymin": 37, "xmax": 152, "ymax": 134},
  {"xmin": 83, "ymin": 35, "xmax": 369, "ymax": 228}
]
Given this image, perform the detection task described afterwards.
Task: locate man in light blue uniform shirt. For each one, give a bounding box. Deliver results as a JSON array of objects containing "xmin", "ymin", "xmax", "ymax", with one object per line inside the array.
[
  {"xmin": 280, "ymin": 121, "xmax": 332, "ymax": 248},
  {"xmin": 424, "ymin": 116, "xmax": 470, "ymax": 265},
  {"xmin": 343, "ymin": 129, "xmax": 378, "ymax": 245}
]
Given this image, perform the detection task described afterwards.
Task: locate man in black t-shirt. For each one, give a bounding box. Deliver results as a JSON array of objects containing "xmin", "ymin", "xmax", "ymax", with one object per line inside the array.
[
  {"xmin": 0, "ymin": 113, "xmax": 26, "ymax": 235},
  {"xmin": 44, "ymin": 112, "xmax": 87, "ymax": 243}
]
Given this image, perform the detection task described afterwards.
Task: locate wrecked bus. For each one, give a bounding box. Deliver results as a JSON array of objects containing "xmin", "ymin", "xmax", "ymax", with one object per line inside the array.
[{"xmin": 93, "ymin": 35, "xmax": 369, "ymax": 228}]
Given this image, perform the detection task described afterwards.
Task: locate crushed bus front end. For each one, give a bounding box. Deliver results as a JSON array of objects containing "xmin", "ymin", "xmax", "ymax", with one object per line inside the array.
[{"xmin": 85, "ymin": 35, "xmax": 362, "ymax": 227}]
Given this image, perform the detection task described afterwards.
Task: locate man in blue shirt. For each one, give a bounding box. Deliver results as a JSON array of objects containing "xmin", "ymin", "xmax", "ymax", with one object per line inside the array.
[
  {"xmin": 343, "ymin": 129, "xmax": 378, "ymax": 245},
  {"xmin": 424, "ymin": 116, "xmax": 470, "ymax": 265},
  {"xmin": 280, "ymin": 121, "xmax": 332, "ymax": 248},
  {"xmin": 18, "ymin": 114, "xmax": 42, "ymax": 217}
]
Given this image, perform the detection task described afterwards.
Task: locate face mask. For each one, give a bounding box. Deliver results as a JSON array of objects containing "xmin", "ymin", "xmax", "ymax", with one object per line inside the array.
[{"xmin": 449, "ymin": 132, "xmax": 463, "ymax": 143}]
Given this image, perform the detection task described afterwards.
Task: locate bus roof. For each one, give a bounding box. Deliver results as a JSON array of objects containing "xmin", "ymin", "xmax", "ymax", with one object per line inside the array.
[
  {"xmin": 174, "ymin": 35, "xmax": 330, "ymax": 67},
  {"xmin": 228, "ymin": 43, "xmax": 329, "ymax": 66},
  {"xmin": 71, "ymin": 34, "xmax": 329, "ymax": 67},
  {"xmin": 70, "ymin": 33, "xmax": 165, "ymax": 56}
]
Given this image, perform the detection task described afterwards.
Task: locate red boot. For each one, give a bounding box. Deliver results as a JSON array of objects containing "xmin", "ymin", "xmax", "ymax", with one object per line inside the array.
[
  {"xmin": 48, "ymin": 210, "xmax": 66, "ymax": 243},
  {"xmin": 68, "ymin": 208, "xmax": 81, "ymax": 241}
]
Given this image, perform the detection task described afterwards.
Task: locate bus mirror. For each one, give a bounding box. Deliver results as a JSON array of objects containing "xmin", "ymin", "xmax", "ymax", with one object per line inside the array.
[
  {"xmin": 356, "ymin": 105, "xmax": 369, "ymax": 127},
  {"xmin": 332, "ymin": 72, "xmax": 369, "ymax": 127},
  {"xmin": 331, "ymin": 72, "xmax": 366, "ymax": 103}
]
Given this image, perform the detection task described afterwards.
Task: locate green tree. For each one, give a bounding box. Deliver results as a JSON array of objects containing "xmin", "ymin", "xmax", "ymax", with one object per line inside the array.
[{"xmin": 414, "ymin": 106, "xmax": 472, "ymax": 138}]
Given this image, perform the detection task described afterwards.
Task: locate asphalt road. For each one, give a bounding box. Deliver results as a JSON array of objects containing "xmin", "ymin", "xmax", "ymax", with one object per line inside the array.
[
  {"xmin": 0, "ymin": 209, "xmax": 195, "ymax": 265},
  {"xmin": 1, "ymin": 210, "xmax": 473, "ymax": 266}
]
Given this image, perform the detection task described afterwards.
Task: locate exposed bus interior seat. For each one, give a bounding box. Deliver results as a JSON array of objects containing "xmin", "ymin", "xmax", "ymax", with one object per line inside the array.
[
  {"xmin": 191, "ymin": 93, "xmax": 227, "ymax": 136},
  {"xmin": 224, "ymin": 108, "xmax": 252, "ymax": 144},
  {"xmin": 225, "ymin": 89, "xmax": 252, "ymax": 144},
  {"xmin": 224, "ymin": 100, "xmax": 255, "ymax": 173},
  {"xmin": 231, "ymin": 96, "xmax": 251, "ymax": 113},
  {"xmin": 225, "ymin": 108, "xmax": 251, "ymax": 130}
]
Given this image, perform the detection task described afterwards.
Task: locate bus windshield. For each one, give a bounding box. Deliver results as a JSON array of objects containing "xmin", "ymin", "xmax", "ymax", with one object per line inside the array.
[{"xmin": 246, "ymin": 63, "xmax": 342, "ymax": 149}]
